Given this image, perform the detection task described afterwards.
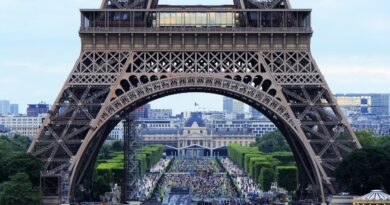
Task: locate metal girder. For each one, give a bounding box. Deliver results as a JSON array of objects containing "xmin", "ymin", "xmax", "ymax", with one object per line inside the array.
[
  {"xmin": 102, "ymin": 0, "xmax": 153, "ymax": 9},
  {"xmin": 245, "ymin": 0, "xmax": 290, "ymax": 9},
  {"xmin": 123, "ymin": 119, "xmax": 140, "ymax": 202},
  {"xmin": 128, "ymin": 0, "xmax": 145, "ymax": 9},
  {"xmin": 28, "ymin": 0, "xmax": 360, "ymax": 204},
  {"xmin": 30, "ymin": 49, "xmax": 360, "ymax": 204}
]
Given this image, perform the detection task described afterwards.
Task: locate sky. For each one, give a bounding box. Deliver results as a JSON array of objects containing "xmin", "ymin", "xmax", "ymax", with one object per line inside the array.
[{"xmin": 0, "ymin": 0, "xmax": 389, "ymax": 114}]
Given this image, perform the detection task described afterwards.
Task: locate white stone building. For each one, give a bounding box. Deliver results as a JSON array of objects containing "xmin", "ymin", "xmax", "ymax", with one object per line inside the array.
[{"xmin": 0, "ymin": 115, "xmax": 44, "ymax": 138}]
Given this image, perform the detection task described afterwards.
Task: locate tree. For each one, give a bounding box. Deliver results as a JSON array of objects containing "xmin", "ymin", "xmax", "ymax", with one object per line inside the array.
[
  {"xmin": 376, "ymin": 135, "xmax": 390, "ymax": 151},
  {"xmin": 259, "ymin": 167, "xmax": 275, "ymax": 191},
  {"xmin": 256, "ymin": 131, "xmax": 291, "ymax": 153},
  {"xmin": 100, "ymin": 144, "xmax": 111, "ymax": 160},
  {"xmin": 0, "ymin": 136, "xmax": 38, "ymax": 184},
  {"xmin": 0, "ymin": 135, "xmax": 31, "ymax": 154},
  {"xmin": 276, "ymin": 166, "xmax": 298, "ymax": 192},
  {"xmin": 91, "ymin": 170, "xmax": 112, "ymax": 201},
  {"xmin": 4, "ymin": 153, "xmax": 42, "ymax": 186},
  {"xmin": 0, "ymin": 137, "xmax": 12, "ymax": 156},
  {"xmin": 111, "ymin": 140, "xmax": 124, "ymax": 152},
  {"xmin": 0, "ymin": 156, "xmax": 8, "ymax": 183},
  {"xmin": 355, "ymin": 130, "xmax": 377, "ymax": 148},
  {"xmin": 335, "ymin": 147, "xmax": 390, "ymax": 194},
  {"xmin": 0, "ymin": 173, "xmax": 41, "ymax": 205}
]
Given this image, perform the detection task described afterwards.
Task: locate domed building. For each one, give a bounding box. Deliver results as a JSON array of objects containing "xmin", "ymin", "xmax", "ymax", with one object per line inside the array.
[
  {"xmin": 178, "ymin": 112, "xmax": 210, "ymax": 158},
  {"xmin": 142, "ymin": 112, "xmax": 256, "ymax": 158},
  {"xmin": 353, "ymin": 190, "xmax": 390, "ymax": 205}
]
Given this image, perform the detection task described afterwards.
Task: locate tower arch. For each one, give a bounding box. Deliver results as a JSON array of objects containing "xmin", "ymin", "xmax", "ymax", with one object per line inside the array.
[{"xmin": 70, "ymin": 76, "xmax": 324, "ymax": 201}]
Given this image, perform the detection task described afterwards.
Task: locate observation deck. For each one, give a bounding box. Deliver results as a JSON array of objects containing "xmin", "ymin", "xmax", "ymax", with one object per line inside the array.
[
  {"xmin": 79, "ymin": 1, "xmax": 313, "ymax": 51},
  {"xmin": 80, "ymin": 8, "xmax": 312, "ymax": 34}
]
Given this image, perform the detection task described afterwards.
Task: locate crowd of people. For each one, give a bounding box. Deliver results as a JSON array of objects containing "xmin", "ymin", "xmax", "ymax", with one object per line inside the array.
[
  {"xmin": 169, "ymin": 158, "xmax": 223, "ymax": 173},
  {"xmin": 220, "ymin": 157, "xmax": 262, "ymax": 200},
  {"xmin": 162, "ymin": 173, "xmax": 237, "ymax": 199},
  {"xmin": 221, "ymin": 157, "xmax": 245, "ymax": 176},
  {"xmin": 134, "ymin": 173, "xmax": 159, "ymax": 201},
  {"xmin": 150, "ymin": 158, "xmax": 171, "ymax": 173},
  {"xmin": 134, "ymin": 158, "xmax": 172, "ymax": 201},
  {"xmin": 155, "ymin": 158, "xmax": 239, "ymax": 202},
  {"xmin": 236, "ymin": 177, "xmax": 262, "ymax": 199},
  {"xmin": 136, "ymin": 157, "xmax": 263, "ymax": 203}
]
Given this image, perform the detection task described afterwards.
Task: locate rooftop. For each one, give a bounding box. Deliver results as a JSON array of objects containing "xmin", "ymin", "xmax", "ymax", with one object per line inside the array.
[{"xmin": 354, "ymin": 190, "xmax": 390, "ymax": 203}]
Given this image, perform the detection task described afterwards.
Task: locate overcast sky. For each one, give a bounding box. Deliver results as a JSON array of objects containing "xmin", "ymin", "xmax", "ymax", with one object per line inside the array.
[{"xmin": 0, "ymin": 0, "xmax": 389, "ymax": 114}]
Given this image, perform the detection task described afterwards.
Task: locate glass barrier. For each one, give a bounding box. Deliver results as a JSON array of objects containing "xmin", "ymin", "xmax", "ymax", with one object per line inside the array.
[
  {"xmin": 158, "ymin": 12, "xmax": 236, "ymax": 27},
  {"xmin": 81, "ymin": 10, "xmax": 311, "ymax": 30}
]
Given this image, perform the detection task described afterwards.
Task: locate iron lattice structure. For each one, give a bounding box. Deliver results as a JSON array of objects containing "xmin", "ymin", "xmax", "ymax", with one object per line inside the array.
[
  {"xmin": 123, "ymin": 118, "xmax": 138, "ymax": 202},
  {"xmin": 28, "ymin": 0, "xmax": 361, "ymax": 204}
]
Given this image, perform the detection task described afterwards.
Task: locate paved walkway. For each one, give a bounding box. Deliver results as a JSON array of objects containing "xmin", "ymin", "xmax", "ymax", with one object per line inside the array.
[
  {"xmin": 134, "ymin": 158, "xmax": 172, "ymax": 201},
  {"xmin": 220, "ymin": 157, "xmax": 262, "ymax": 200}
]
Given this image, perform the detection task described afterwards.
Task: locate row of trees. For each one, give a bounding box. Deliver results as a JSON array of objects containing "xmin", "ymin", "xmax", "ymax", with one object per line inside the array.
[
  {"xmin": 90, "ymin": 144, "xmax": 164, "ymax": 200},
  {"xmin": 0, "ymin": 135, "xmax": 42, "ymax": 205},
  {"xmin": 228, "ymin": 144, "xmax": 297, "ymax": 192},
  {"xmin": 253, "ymin": 130, "xmax": 390, "ymax": 195},
  {"xmin": 335, "ymin": 130, "xmax": 390, "ymax": 194},
  {"xmin": 255, "ymin": 131, "xmax": 291, "ymax": 153}
]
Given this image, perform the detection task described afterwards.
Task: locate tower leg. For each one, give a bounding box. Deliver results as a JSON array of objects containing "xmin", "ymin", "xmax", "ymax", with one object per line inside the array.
[{"xmin": 123, "ymin": 118, "xmax": 138, "ymax": 202}]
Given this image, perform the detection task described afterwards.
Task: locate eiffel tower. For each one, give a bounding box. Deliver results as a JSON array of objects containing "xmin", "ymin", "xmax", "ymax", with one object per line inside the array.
[{"xmin": 28, "ymin": 0, "xmax": 361, "ymax": 204}]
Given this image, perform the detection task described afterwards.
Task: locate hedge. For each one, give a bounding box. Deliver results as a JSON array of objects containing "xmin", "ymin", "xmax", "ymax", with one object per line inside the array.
[
  {"xmin": 228, "ymin": 144, "xmax": 298, "ymax": 193},
  {"xmin": 228, "ymin": 144, "xmax": 261, "ymax": 169},
  {"xmin": 244, "ymin": 154, "xmax": 263, "ymax": 173},
  {"xmin": 137, "ymin": 144, "xmax": 164, "ymax": 171},
  {"xmin": 97, "ymin": 144, "xmax": 164, "ymax": 177},
  {"xmin": 271, "ymin": 152, "xmax": 295, "ymax": 165},
  {"xmin": 259, "ymin": 167, "xmax": 274, "ymax": 191},
  {"xmin": 249, "ymin": 157, "xmax": 268, "ymax": 178},
  {"xmin": 276, "ymin": 166, "xmax": 298, "ymax": 192},
  {"xmin": 253, "ymin": 161, "xmax": 271, "ymax": 183}
]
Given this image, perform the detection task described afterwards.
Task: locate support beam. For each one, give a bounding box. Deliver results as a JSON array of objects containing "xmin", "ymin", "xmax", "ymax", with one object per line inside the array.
[{"xmin": 123, "ymin": 117, "xmax": 139, "ymax": 202}]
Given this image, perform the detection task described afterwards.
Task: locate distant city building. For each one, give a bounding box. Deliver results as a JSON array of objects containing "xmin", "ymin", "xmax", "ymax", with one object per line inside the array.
[
  {"xmin": 142, "ymin": 112, "xmax": 256, "ymax": 157},
  {"xmin": 0, "ymin": 124, "xmax": 11, "ymax": 134},
  {"xmin": 109, "ymin": 104, "xmax": 151, "ymax": 141},
  {"xmin": 10, "ymin": 104, "xmax": 19, "ymax": 115},
  {"xmin": 149, "ymin": 109, "xmax": 173, "ymax": 119},
  {"xmin": 236, "ymin": 113, "xmax": 245, "ymax": 120},
  {"xmin": 212, "ymin": 118, "xmax": 277, "ymax": 137},
  {"xmin": 0, "ymin": 115, "xmax": 43, "ymax": 138},
  {"xmin": 223, "ymin": 97, "xmax": 244, "ymax": 114},
  {"xmin": 371, "ymin": 94, "xmax": 390, "ymax": 116},
  {"xmin": 107, "ymin": 118, "xmax": 180, "ymax": 141},
  {"xmin": 182, "ymin": 111, "xmax": 192, "ymax": 119},
  {"xmin": 232, "ymin": 99, "xmax": 245, "ymax": 114},
  {"xmin": 223, "ymin": 97, "xmax": 233, "ymax": 114},
  {"xmin": 201, "ymin": 111, "xmax": 225, "ymax": 122},
  {"xmin": 109, "ymin": 112, "xmax": 256, "ymax": 156},
  {"xmin": 27, "ymin": 103, "xmax": 49, "ymax": 117},
  {"xmin": 129, "ymin": 104, "xmax": 150, "ymax": 119},
  {"xmin": 335, "ymin": 94, "xmax": 372, "ymax": 115},
  {"xmin": 0, "ymin": 100, "xmax": 10, "ymax": 116},
  {"xmin": 334, "ymin": 94, "xmax": 390, "ymax": 135},
  {"xmin": 335, "ymin": 94, "xmax": 390, "ymax": 116},
  {"xmin": 142, "ymin": 119, "xmax": 179, "ymax": 129},
  {"xmin": 348, "ymin": 114, "xmax": 390, "ymax": 136},
  {"xmin": 108, "ymin": 122, "xmax": 124, "ymax": 141},
  {"xmin": 249, "ymin": 106, "xmax": 262, "ymax": 118}
]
